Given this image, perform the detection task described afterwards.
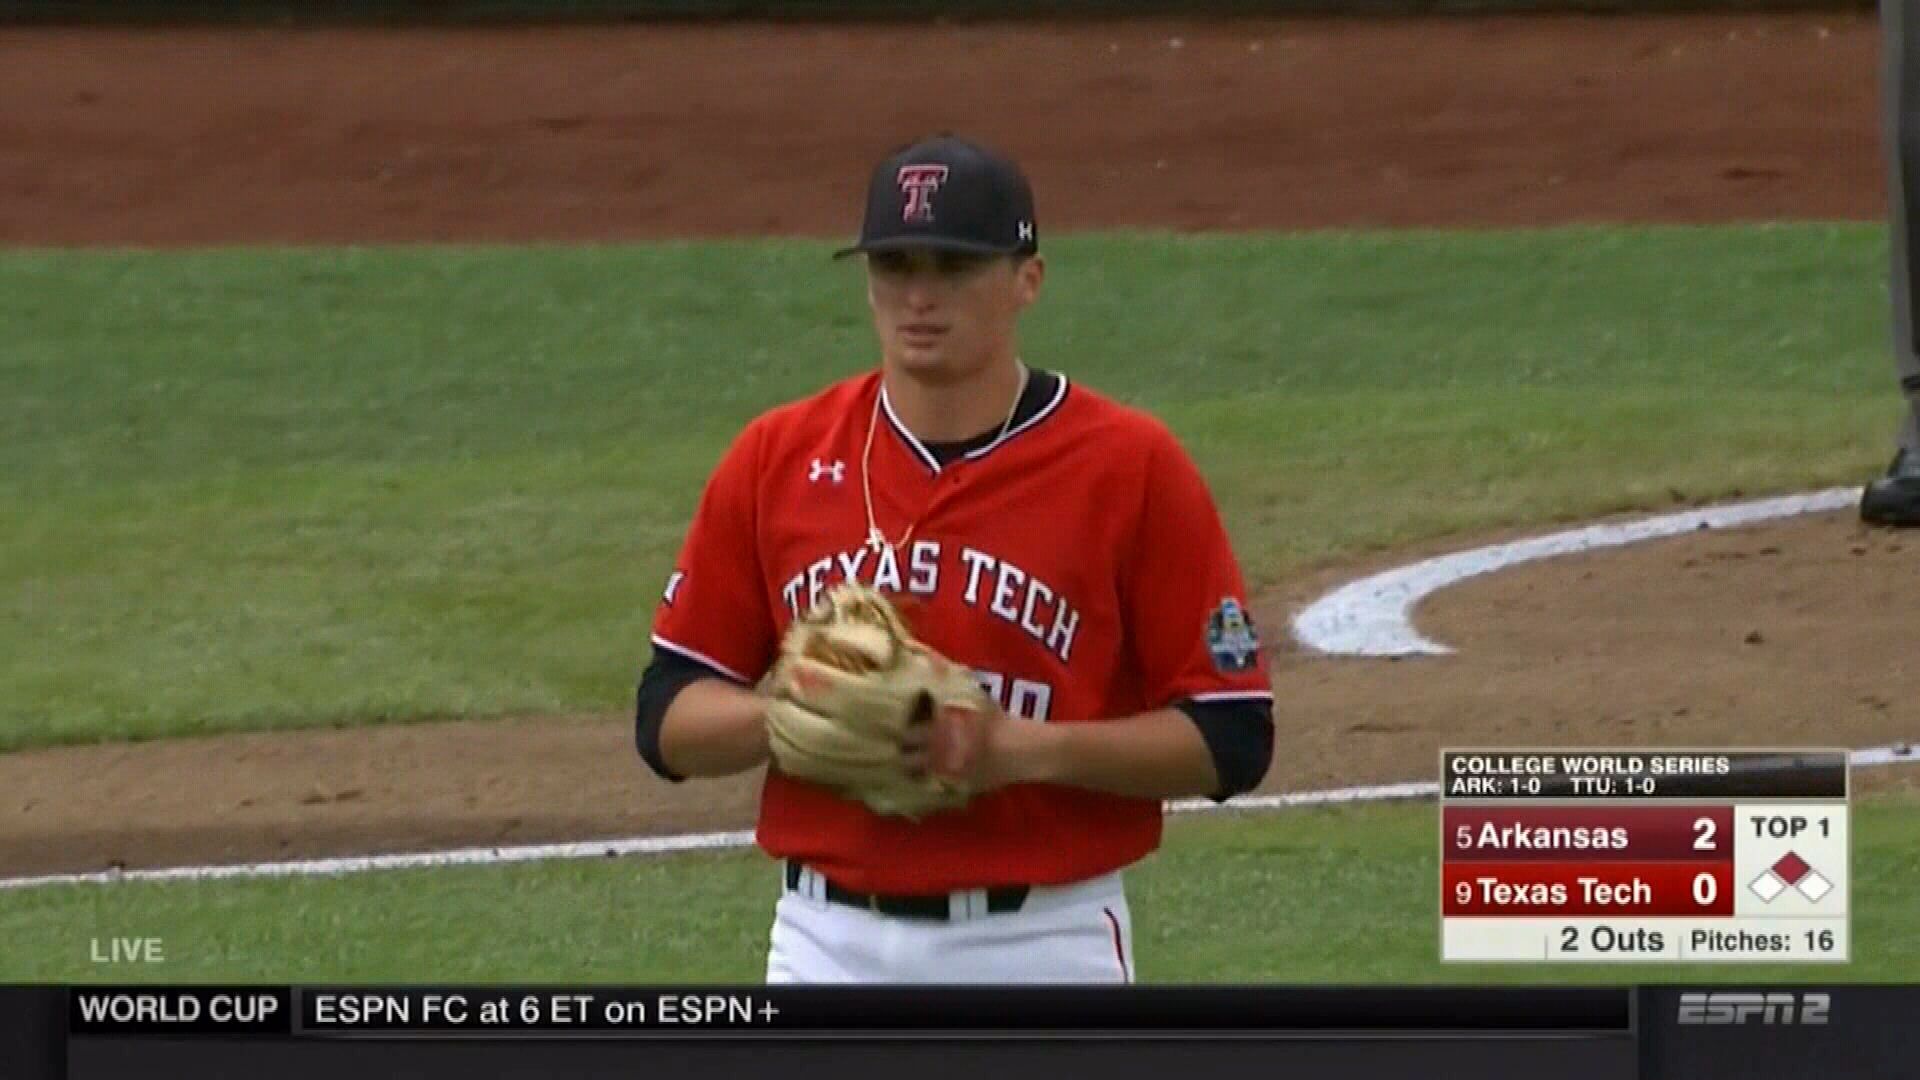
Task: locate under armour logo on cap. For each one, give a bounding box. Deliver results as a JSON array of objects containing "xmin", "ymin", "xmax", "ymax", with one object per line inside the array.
[{"xmin": 897, "ymin": 165, "xmax": 949, "ymax": 223}]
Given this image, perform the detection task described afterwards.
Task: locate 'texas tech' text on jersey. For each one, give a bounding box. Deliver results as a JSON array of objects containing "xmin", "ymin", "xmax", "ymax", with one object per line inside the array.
[{"xmin": 652, "ymin": 372, "xmax": 1271, "ymax": 894}]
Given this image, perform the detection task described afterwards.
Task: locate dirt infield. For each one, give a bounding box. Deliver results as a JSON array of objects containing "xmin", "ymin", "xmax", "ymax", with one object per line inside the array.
[
  {"xmin": 0, "ymin": 14, "xmax": 1885, "ymax": 246},
  {"xmin": 0, "ymin": 14, "xmax": 1910, "ymax": 877}
]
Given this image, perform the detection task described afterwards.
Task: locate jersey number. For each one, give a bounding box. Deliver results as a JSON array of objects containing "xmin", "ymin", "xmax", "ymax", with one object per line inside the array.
[{"xmin": 973, "ymin": 671, "xmax": 1053, "ymax": 722}]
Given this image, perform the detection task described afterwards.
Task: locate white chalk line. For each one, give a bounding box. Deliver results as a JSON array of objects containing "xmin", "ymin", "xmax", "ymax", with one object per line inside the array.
[
  {"xmin": 7, "ymin": 745, "xmax": 1917, "ymax": 892},
  {"xmin": 0, "ymin": 830, "xmax": 756, "ymax": 893},
  {"xmin": 1292, "ymin": 488, "xmax": 1861, "ymax": 657},
  {"xmin": 4, "ymin": 486, "xmax": 1908, "ymax": 893},
  {"xmin": 0, "ymin": 780, "xmax": 1439, "ymax": 892}
]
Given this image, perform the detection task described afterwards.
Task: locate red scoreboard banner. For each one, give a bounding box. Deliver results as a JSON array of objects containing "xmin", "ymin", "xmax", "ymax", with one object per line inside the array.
[{"xmin": 1440, "ymin": 749, "xmax": 1849, "ymax": 964}]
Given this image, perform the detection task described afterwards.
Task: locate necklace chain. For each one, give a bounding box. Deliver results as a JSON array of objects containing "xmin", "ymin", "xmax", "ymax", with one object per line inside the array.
[{"xmin": 862, "ymin": 363, "xmax": 1029, "ymax": 554}]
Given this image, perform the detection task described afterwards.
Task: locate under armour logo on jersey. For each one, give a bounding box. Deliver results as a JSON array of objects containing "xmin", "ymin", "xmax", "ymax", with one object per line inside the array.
[
  {"xmin": 897, "ymin": 165, "xmax": 949, "ymax": 223},
  {"xmin": 809, "ymin": 458, "xmax": 847, "ymax": 485}
]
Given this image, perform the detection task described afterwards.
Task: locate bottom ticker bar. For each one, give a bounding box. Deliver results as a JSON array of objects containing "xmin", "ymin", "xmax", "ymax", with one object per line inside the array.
[
  {"xmin": 67, "ymin": 985, "xmax": 1628, "ymax": 1037},
  {"xmin": 8, "ymin": 985, "xmax": 1918, "ymax": 1080}
]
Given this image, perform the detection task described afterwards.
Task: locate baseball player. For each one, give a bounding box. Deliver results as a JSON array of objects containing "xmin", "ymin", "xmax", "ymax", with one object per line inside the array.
[
  {"xmin": 634, "ymin": 135, "xmax": 1274, "ymax": 983},
  {"xmin": 1866, "ymin": 0, "xmax": 1920, "ymax": 526}
]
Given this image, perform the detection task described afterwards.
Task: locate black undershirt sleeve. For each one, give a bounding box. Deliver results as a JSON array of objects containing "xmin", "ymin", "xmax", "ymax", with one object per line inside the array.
[
  {"xmin": 1176, "ymin": 697, "xmax": 1276, "ymax": 802},
  {"xmin": 635, "ymin": 647, "xmax": 745, "ymax": 783}
]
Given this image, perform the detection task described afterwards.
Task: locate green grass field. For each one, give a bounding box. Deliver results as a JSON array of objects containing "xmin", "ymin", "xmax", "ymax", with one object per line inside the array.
[
  {"xmin": 2, "ymin": 223, "xmax": 1912, "ymax": 981},
  {"xmin": 1, "ymin": 225, "xmax": 1893, "ymax": 749}
]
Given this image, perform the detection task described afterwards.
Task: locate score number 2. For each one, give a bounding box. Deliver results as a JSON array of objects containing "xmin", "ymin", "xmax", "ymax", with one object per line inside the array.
[{"xmin": 1694, "ymin": 816, "xmax": 1719, "ymax": 852}]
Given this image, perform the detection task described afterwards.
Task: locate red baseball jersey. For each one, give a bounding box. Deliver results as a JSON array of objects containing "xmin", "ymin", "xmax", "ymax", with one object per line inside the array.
[{"xmin": 651, "ymin": 371, "xmax": 1272, "ymax": 894}]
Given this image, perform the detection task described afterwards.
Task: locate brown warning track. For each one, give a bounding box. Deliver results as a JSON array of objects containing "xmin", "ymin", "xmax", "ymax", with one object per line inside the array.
[{"xmin": 0, "ymin": 14, "xmax": 1909, "ymax": 877}]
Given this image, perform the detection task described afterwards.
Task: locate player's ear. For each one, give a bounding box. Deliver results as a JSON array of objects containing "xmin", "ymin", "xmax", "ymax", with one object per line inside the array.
[{"xmin": 1014, "ymin": 254, "xmax": 1045, "ymax": 307}]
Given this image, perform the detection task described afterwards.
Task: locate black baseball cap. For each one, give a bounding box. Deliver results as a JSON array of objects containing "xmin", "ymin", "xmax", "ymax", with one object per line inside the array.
[{"xmin": 833, "ymin": 135, "xmax": 1039, "ymax": 259}]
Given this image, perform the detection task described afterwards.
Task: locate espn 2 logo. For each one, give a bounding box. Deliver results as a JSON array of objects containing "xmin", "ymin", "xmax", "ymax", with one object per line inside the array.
[{"xmin": 1676, "ymin": 992, "xmax": 1830, "ymax": 1025}]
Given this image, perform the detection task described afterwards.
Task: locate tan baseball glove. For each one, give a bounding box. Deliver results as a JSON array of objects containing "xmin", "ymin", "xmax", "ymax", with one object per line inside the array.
[{"xmin": 762, "ymin": 583, "xmax": 994, "ymax": 819}]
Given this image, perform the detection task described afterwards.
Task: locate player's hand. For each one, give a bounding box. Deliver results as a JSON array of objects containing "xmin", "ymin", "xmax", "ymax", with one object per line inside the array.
[{"xmin": 900, "ymin": 699, "xmax": 1038, "ymax": 793}]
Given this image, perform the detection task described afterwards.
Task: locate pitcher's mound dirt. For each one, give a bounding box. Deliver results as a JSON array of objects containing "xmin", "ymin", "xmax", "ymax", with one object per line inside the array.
[{"xmin": 1271, "ymin": 511, "xmax": 1918, "ymax": 801}]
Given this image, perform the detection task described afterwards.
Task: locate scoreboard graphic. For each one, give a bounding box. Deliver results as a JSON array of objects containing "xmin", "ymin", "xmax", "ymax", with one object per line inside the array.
[{"xmin": 1440, "ymin": 749, "xmax": 1849, "ymax": 963}]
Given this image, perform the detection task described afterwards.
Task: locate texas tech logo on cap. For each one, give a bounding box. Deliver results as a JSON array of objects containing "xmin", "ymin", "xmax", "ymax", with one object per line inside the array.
[{"xmin": 897, "ymin": 165, "xmax": 950, "ymax": 223}]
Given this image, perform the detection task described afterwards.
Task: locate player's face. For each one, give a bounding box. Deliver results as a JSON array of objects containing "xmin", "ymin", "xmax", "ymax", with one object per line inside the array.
[{"xmin": 866, "ymin": 250, "xmax": 1044, "ymax": 381}]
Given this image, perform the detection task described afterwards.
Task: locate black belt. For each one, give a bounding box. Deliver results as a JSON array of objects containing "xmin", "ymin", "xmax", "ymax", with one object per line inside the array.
[{"xmin": 784, "ymin": 861, "xmax": 1030, "ymax": 921}]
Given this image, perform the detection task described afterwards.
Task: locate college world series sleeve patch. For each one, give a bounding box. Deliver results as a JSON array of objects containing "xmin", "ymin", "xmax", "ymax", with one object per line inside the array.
[{"xmin": 1206, "ymin": 597, "xmax": 1261, "ymax": 673}]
